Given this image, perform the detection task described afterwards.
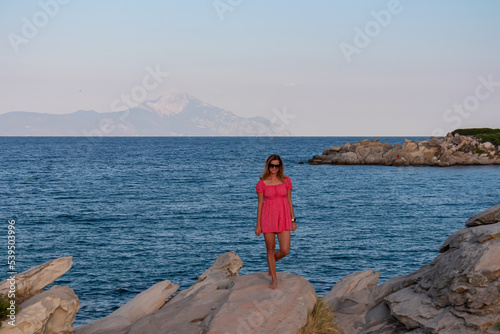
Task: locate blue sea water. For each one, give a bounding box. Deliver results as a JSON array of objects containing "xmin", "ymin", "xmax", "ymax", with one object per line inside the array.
[{"xmin": 1, "ymin": 136, "xmax": 499, "ymax": 326}]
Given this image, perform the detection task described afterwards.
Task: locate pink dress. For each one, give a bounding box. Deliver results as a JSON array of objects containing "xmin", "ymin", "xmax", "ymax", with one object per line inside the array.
[{"xmin": 256, "ymin": 176, "xmax": 293, "ymax": 233}]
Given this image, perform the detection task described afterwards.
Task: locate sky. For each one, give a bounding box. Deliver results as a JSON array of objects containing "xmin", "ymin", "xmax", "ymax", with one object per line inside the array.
[{"xmin": 1, "ymin": 0, "xmax": 499, "ymax": 136}]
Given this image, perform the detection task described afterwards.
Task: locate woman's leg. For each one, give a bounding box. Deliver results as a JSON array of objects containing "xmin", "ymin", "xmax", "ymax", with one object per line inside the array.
[
  {"xmin": 264, "ymin": 233, "xmax": 278, "ymax": 289},
  {"xmin": 275, "ymin": 230, "xmax": 290, "ymax": 262}
]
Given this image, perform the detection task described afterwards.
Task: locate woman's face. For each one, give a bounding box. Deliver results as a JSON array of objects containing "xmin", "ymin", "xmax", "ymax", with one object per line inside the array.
[{"xmin": 268, "ymin": 159, "xmax": 281, "ymax": 174}]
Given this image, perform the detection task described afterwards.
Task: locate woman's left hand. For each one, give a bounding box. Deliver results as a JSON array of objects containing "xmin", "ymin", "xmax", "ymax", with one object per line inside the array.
[
  {"xmin": 255, "ymin": 225, "xmax": 261, "ymax": 236},
  {"xmin": 292, "ymin": 222, "xmax": 297, "ymax": 231}
]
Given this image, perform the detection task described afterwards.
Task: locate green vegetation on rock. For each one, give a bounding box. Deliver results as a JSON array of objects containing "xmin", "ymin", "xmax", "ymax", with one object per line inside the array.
[
  {"xmin": 0, "ymin": 293, "xmax": 18, "ymax": 325},
  {"xmin": 475, "ymin": 148, "xmax": 485, "ymax": 155},
  {"xmin": 452, "ymin": 128, "xmax": 500, "ymax": 146},
  {"xmin": 0, "ymin": 294, "xmax": 9, "ymax": 319}
]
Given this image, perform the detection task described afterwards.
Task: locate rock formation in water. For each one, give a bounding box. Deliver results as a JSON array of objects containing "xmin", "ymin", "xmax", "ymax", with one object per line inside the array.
[
  {"xmin": 324, "ymin": 203, "xmax": 500, "ymax": 334},
  {"xmin": 308, "ymin": 133, "xmax": 500, "ymax": 166}
]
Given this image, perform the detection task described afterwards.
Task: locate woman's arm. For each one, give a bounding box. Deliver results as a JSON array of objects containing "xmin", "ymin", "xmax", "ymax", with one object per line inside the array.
[
  {"xmin": 255, "ymin": 192, "xmax": 264, "ymax": 236},
  {"xmin": 288, "ymin": 189, "xmax": 296, "ymax": 231}
]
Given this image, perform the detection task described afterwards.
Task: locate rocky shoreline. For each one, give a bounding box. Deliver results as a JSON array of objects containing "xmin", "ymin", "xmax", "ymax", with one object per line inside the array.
[
  {"xmin": 1, "ymin": 204, "xmax": 499, "ymax": 333},
  {"xmin": 308, "ymin": 133, "xmax": 500, "ymax": 167}
]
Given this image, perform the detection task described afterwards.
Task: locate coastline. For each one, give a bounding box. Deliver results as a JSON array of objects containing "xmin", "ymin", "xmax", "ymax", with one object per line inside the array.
[
  {"xmin": 308, "ymin": 132, "xmax": 500, "ymax": 167},
  {"xmin": 2, "ymin": 204, "xmax": 499, "ymax": 333}
]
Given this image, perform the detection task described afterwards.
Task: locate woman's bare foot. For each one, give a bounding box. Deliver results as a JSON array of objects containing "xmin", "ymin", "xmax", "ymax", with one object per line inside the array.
[{"xmin": 269, "ymin": 280, "xmax": 278, "ymax": 290}]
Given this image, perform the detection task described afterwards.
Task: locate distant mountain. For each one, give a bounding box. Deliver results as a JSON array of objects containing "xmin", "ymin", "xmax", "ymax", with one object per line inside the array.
[{"xmin": 0, "ymin": 92, "xmax": 291, "ymax": 136}]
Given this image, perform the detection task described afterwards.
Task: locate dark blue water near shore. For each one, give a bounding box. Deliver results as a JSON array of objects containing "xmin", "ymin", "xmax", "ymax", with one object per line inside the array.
[{"xmin": 1, "ymin": 136, "xmax": 499, "ymax": 326}]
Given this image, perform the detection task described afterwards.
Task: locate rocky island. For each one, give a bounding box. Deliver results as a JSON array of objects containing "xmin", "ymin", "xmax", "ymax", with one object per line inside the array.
[
  {"xmin": 308, "ymin": 129, "xmax": 500, "ymax": 167},
  {"xmin": 1, "ymin": 204, "xmax": 499, "ymax": 333}
]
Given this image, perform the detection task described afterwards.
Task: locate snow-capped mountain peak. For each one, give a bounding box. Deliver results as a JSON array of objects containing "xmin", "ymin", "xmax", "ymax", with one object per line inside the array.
[
  {"xmin": 0, "ymin": 90, "xmax": 292, "ymax": 136},
  {"xmin": 141, "ymin": 91, "xmax": 203, "ymax": 117}
]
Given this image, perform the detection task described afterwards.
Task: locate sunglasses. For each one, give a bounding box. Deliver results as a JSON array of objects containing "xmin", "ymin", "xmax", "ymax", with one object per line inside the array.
[{"xmin": 269, "ymin": 163, "xmax": 281, "ymax": 168}]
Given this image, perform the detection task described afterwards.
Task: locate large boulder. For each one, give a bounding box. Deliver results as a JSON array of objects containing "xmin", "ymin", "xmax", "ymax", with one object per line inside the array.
[
  {"xmin": 385, "ymin": 205, "xmax": 500, "ymax": 333},
  {"xmin": 323, "ymin": 270, "xmax": 380, "ymax": 311},
  {"xmin": 116, "ymin": 251, "xmax": 316, "ymax": 333},
  {"xmin": 74, "ymin": 280, "xmax": 179, "ymax": 334},
  {"xmin": 326, "ymin": 204, "xmax": 500, "ymax": 334},
  {"xmin": 323, "ymin": 270, "xmax": 414, "ymax": 334},
  {"xmin": 0, "ymin": 285, "xmax": 80, "ymax": 334},
  {"xmin": 465, "ymin": 203, "xmax": 500, "ymax": 227},
  {"xmin": 126, "ymin": 272, "xmax": 316, "ymax": 334},
  {"xmin": 205, "ymin": 272, "xmax": 316, "ymax": 334},
  {"xmin": 0, "ymin": 256, "xmax": 73, "ymax": 299}
]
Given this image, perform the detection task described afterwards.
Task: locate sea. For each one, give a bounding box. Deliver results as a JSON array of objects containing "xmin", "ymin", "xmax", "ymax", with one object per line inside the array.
[{"xmin": 1, "ymin": 136, "xmax": 499, "ymax": 326}]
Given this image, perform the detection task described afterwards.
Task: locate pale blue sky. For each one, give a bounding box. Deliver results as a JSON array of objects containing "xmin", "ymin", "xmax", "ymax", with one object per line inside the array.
[{"xmin": 1, "ymin": 0, "xmax": 499, "ymax": 135}]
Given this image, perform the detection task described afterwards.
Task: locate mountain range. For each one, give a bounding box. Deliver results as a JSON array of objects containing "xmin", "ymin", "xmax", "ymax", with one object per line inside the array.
[{"xmin": 0, "ymin": 92, "xmax": 290, "ymax": 136}]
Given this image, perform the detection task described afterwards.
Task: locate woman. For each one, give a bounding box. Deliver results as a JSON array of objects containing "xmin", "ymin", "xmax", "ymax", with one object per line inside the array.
[{"xmin": 255, "ymin": 154, "xmax": 296, "ymax": 289}]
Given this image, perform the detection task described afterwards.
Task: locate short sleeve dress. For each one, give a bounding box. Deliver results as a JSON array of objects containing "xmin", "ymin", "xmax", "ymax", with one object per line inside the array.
[{"xmin": 256, "ymin": 176, "xmax": 293, "ymax": 233}]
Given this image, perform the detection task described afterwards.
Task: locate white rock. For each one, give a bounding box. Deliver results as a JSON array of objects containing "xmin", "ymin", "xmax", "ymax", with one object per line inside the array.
[
  {"xmin": 205, "ymin": 273, "xmax": 316, "ymax": 334},
  {"xmin": 119, "ymin": 251, "xmax": 315, "ymax": 334},
  {"xmin": 127, "ymin": 272, "xmax": 316, "ymax": 334},
  {"xmin": 483, "ymin": 142, "xmax": 495, "ymax": 150},
  {"xmin": 327, "ymin": 204, "xmax": 500, "ymax": 334},
  {"xmin": 0, "ymin": 256, "xmax": 73, "ymax": 299},
  {"xmin": 74, "ymin": 280, "xmax": 179, "ymax": 334},
  {"xmin": 324, "ymin": 270, "xmax": 379, "ymax": 310},
  {"xmin": 0, "ymin": 285, "xmax": 79, "ymax": 334},
  {"xmin": 197, "ymin": 250, "xmax": 243, "ymax": 284}
]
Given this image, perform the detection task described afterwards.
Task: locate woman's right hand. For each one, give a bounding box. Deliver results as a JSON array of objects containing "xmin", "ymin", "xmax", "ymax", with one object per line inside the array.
[{"xmin": 255, "ymin": 225, "xmax": 261, "ymax": 236}]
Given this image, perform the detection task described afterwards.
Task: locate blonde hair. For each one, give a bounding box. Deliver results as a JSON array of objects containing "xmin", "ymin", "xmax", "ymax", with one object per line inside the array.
[{"xmin": 260, "ymin": 154, "xmax": 286, "ymax": 182}]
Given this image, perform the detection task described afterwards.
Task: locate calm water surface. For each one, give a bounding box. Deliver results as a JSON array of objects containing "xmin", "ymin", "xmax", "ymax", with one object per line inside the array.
[{"xmin": 1, "ymin": 136, "xmax": 499, "ymax": 325}]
